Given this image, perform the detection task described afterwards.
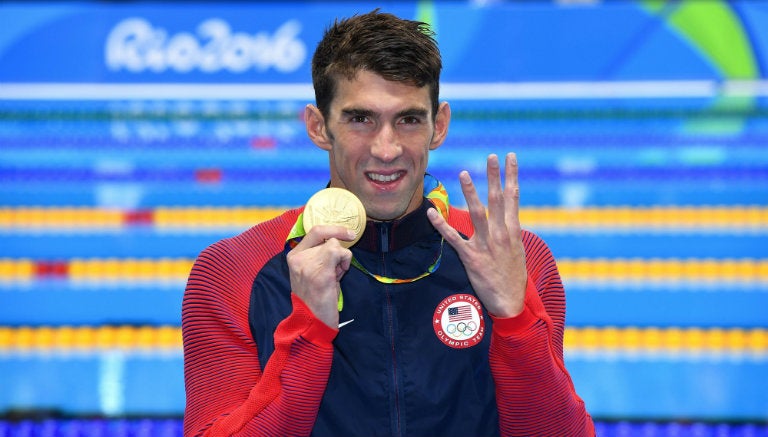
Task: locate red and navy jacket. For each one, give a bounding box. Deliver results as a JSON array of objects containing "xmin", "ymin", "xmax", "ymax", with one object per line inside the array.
[{"xmin": 182, "ymin": 199, "xmax": 594, "ymax": 436}]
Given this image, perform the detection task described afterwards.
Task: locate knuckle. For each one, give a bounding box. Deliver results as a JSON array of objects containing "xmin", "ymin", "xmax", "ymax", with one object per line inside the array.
[
  {"xmin": 489, "ymin": 190, "xmax": 504, "ymax": 202},
  {"xmin": 492, "ymin": 229, "xmax": 510, "ymax": 244}
]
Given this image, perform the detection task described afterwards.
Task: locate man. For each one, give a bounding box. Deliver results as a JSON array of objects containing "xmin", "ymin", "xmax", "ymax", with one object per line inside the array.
[{"xmin": 182, "ymin": 10, "xmax": 594, "ymax": 436}]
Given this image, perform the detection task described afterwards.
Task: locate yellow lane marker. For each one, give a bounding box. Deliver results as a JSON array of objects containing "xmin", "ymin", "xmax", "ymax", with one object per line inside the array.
[
  {"xmin": 0, "ymin": 325, "xmax": 765, "ymax": 353},
  {"xmin": 0, "ymin": 206, "xmax": 765, "ymax": 230}
]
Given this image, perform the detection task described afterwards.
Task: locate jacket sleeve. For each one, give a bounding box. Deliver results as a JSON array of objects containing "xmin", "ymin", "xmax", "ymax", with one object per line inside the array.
[
  {"xmin": 182, "ymin": 239, "xmax": 337, "ymax": 437},
  {"xmin": 489, "ymin": 230, "xmax": 595, "ymax": 436}
]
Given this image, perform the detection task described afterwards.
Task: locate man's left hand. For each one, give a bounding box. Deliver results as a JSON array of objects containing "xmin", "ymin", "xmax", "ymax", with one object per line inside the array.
[{"xmin": 427, "ymin": 153, "xmax": 527, "ymax": 318}]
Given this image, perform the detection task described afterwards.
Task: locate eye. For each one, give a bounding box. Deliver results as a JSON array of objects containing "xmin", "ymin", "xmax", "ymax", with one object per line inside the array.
[
  {"xmin": 399, "ymin": 115, "xmax": 422, "ymax": 125},
  {"xmin": 350, "ymin": 115, "xmax": 370, "ymax": 124}
]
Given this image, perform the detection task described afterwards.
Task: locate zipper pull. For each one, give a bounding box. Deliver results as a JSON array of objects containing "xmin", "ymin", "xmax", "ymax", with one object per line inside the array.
[{"xmin": 380, "ymin": 223, "xmax": 390, "ymax": 253}]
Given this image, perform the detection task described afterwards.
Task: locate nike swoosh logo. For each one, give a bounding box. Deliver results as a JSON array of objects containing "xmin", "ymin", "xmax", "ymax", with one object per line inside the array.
[{"xmin": 338, "ymin": 319, "xmax": 355, "ymax": 328}]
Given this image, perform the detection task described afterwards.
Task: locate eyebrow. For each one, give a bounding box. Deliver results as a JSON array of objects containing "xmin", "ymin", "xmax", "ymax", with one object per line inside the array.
[
  {"xmin": 341, "ymin": 108, "xmax": 376, "ymax": 118},
  {"xmin": 396, "ymin": 108, "xmax": 429, "ymax": 119},
  {"xmin": 340, "ymin": 107, "xmax": 429, "ymax": 119}
]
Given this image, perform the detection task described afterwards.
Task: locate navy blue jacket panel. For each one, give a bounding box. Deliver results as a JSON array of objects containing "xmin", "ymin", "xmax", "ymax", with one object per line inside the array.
[{"xmin": 250, "ymin": 200, "xmax": 500, "ymax": 437}]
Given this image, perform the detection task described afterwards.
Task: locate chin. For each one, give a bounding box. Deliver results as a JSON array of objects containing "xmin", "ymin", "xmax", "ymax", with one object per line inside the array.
[{"xmin": 367, "ymin": 204, "xmax": 410, "ymax": 222}]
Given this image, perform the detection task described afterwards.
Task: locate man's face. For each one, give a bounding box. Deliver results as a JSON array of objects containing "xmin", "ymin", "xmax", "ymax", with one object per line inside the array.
[{"xmin": 306, "ymin": 70, "xmax": 450, "ymax": 221}]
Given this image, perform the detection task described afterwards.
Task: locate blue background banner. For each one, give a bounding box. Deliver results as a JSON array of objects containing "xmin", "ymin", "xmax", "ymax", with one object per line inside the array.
[{"xmin": 2, "ymin": 1, "xmax": 767, "ymax": 83}]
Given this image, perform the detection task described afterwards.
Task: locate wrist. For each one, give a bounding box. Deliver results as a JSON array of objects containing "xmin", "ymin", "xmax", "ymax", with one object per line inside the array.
[{"xmin": 289, "ymin": 293, "xmax": 339, "ymax": 345}]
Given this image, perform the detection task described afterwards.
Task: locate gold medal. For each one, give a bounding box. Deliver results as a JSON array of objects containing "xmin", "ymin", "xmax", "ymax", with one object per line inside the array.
[{"xmin": 303, "ymin": 188, "xmax": 367, "ymax": 248}]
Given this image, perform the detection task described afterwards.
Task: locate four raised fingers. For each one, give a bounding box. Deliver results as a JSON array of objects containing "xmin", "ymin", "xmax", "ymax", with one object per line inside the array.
[{"xmin": 430, "ymin": 153, "xmax": 521, "ymax": 252}]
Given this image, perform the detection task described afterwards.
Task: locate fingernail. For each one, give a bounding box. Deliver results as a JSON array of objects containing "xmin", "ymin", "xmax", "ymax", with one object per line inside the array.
[
  {"xmin": 347, "ymin": 230, "xmax": 356, "ymax": 240},
  {"xmin": 489, "ymin": 154, "xmax": 499, "ymax": 167},
  {"xmin": 427, "ymin": 208, "xmax": 438, "ymax": 219},
  {"xmin": 459, "ymin": 171, "xmax": 471, "ymax": 184}
]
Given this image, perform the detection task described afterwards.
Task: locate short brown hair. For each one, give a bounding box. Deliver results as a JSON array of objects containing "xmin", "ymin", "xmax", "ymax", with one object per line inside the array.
[{"xmin": 311, "ymin": 10, "xmax": 442, "ymax": 118}]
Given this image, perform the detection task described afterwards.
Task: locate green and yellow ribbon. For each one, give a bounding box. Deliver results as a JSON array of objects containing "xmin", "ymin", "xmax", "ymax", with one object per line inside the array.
[{"xmin": 286, "ymin": 174, "xmax": 450, "ymax": 311}]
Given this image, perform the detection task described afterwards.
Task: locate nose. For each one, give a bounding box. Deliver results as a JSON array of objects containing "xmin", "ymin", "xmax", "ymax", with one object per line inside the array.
[{"xmin": 370, "ymin": 124, "xmax": 402, "ymax": 162}]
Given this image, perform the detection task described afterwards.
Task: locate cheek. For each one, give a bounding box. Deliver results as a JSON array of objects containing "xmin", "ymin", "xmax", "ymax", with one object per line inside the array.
[
  {"xmin": 407, "ymin": 141, "xmax": 432, "ymax": 166},
  {"xmin": 404, "ymin": 129, "xmax": 435, "ymax": 155},
  {"xmin": 329, "ymin": 141, "xmax": 363, "ymax": 178}
]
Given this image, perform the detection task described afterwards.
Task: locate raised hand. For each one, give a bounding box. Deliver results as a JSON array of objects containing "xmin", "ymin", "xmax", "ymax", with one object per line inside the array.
[
  {"xmin": 286, "ymin": 225, "xmax": 356, "ymax": 328},
  {"xmin": 427, "ymin": 153, "xmax": 527, "ymax": 318}
]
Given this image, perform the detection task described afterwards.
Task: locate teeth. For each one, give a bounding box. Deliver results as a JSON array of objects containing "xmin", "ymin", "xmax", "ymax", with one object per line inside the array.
[{"xmin": 368, "ymin": 172, "xmax": 401, "ymax": 182}]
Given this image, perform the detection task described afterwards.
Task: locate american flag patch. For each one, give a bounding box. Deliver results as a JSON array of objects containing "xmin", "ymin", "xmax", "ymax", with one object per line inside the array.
[{"xmin": 448, "ymin": 304, "xmax": 473, "ymax": 322}]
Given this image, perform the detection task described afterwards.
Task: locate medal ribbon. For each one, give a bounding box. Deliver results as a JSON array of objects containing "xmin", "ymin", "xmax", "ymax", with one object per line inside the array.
[
  {"xmin": 286, "ymin": 174, "xmax": 448, "ymax": 247},
  {"xmin": 348, "ymin": 239, "xmax": 444, "ymax": 284},
  {"xmin": 286, "ymin": 174, "xmax": 450, "ymax": 310}
]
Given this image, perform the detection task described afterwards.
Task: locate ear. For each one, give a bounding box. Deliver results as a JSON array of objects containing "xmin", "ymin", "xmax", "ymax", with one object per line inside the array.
[
  {"xmin": 429, "ymin": 102, "xmax": 451, "ymax": 151},
  {"xmin": 305, "ymin": 104, "xmax": 332, "ymax": 151}
]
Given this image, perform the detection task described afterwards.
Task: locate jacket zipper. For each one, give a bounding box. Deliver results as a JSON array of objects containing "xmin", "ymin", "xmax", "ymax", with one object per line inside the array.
[{"xmin": 380, "ymin": 223, "xmax": 402, "ymax": 435}]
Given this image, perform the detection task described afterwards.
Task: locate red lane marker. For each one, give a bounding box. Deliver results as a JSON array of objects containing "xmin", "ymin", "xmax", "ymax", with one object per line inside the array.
[
  {"xmin": 250, "ymin": 136, "xmax": 276, "ymax": 149},
  {"xmin": 195, "ymin": 168, "xmax": 223, "ymax": 183},
  {"xmin": 34, "ymin": 261, "xmax": 69, "ymax": 278},
  {"xmin": 124, "ymin": 209, "xmax": 154, "ymax": 225}
]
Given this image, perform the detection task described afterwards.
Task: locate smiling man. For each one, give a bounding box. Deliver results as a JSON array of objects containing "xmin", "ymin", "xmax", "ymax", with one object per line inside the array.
[
  {"xmin": 182, "ymin": 10, "xmax": 594, "ymax": 437},
  {"xmin": 306, "ymin": 69, "xmax": 449, "ymax": 223}
]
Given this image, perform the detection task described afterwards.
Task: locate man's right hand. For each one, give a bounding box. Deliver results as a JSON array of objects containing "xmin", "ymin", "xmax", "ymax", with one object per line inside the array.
[{"xmin": 286, "ymin": 225, "xmax": 356, "ymax": 328}]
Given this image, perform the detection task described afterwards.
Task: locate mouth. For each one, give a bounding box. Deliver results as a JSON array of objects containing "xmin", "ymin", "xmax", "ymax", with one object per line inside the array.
[{"xmin": 366, "ymin": 171, "xmax": 404, "ymax": 184}]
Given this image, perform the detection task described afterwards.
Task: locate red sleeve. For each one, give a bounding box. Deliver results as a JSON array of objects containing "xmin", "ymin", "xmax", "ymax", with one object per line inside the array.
[
  {"xmin": 446, "ymin": 208, "xmax": 592, "ymax": 434},
  {"xmin": 489, "ymin": 230, "xmax": 595, "ymax": 436},
  {"xmin": 181, "ymin": 212, "xmax": 337, "ymax": 437}
]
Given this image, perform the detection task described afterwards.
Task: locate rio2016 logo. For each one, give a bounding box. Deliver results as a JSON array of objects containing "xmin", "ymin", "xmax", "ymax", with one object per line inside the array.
[{"xmin": 105, "ymin": 18, "xmax": 306, "ymax": 74}]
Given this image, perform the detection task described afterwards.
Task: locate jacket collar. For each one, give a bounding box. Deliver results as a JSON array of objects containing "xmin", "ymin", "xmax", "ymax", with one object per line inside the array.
[{"xmin": 355, "ymin": 199, "xmax": 438, "ymax": 253}]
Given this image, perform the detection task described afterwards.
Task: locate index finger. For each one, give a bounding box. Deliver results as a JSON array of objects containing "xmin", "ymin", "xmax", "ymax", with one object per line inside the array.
[
  {"xmin": 459, "ymin": 170, "xmax": 490, "ymax": 240},
  {"xmin": 295, "ymin": 225, "xmax": 356, "ymax": 250}
]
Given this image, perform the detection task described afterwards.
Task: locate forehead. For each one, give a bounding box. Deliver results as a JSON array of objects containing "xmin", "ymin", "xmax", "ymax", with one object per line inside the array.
[{"xmin": 331, "ymin": 70, "xmax": 432, "ymax": 115}]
